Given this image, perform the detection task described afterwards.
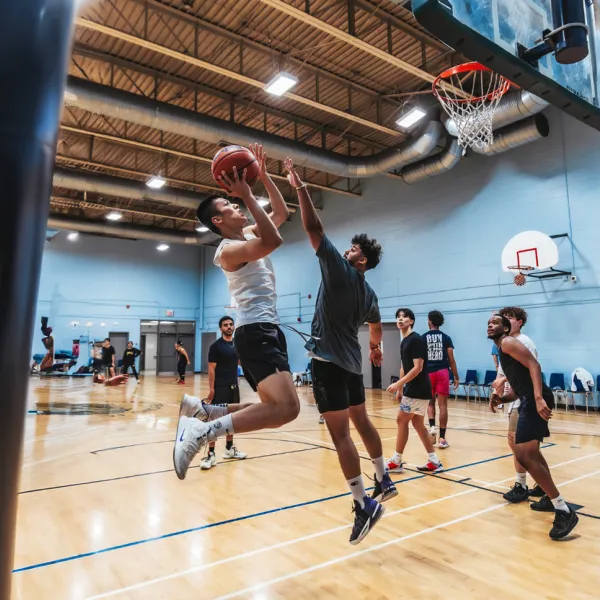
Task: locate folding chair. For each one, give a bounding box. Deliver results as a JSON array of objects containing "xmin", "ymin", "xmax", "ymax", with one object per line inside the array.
[
  {"xmin": 549, "ymin": 373, "xmax": 568, "ymax": 411},
  {"xmin": 480, "ymin": 369, "xmax": 497, "ymax": 399},
  {"xmin": 570, "ymin": 376, "xmax": 595, "ymax": 415},
  {"xmin": 460, "ymin": 369, "xmax": 480, "ymax": 403}
]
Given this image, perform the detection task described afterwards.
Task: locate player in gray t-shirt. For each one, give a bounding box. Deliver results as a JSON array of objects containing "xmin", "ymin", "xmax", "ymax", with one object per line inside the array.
[{"xmin": 286, "ymin": 157, "xmax": 397, "ymax": 546}]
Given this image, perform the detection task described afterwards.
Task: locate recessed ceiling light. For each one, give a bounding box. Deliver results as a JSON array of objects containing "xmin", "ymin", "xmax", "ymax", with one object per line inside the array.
[
  {"xmin": 106, "ymin": 211, "xmax": 123, "ymax": 221},
  {"xmin": 396, "ymin": 107, "xmax": 427, "ymax": 129},
  {"xmin": 157, "ymin": 243, "xmax": 170, "ymax": 251},
  {"xmin": 146, "ymin": 176, "xmax": 167, "ymax": 189},
  {"xmin": 258, "ymin": 198, "xmax": 270, "ymax": 207},
  {"xmin": 196, "ymin": 225, "xmax": 209, "ymax": 232},
  {"xmin": 67, "ymin": 232, "xmax": 79, "ymax": 241},
  {"xmin": 264, "ymin": 72, "xmax": 298, "ymax": 96}
]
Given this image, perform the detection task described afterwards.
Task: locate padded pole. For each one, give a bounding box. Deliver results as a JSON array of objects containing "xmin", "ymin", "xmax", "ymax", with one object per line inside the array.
[{"xmin": 0, "ymin": 1, "xmax": 74, "ymax": 594}]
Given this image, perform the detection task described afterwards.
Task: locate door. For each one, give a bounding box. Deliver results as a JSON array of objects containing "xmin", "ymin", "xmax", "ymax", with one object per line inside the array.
[
  {"xmin": 178, "ymin": 333, "xmax": 195, "ymax": 372},
  {"xmin": 139, "ymin": 335, "xmax": 146, "ymax": 371},
  {"xmin": 358, "ymin": 326, "xmax": 373, "ymax": 388},
  {"xmin": 143, "ymin": 333, "xmax": 158, "ymax": 373},
  {"xmin": 201, "ymin": 332, "xmax": 217, "ymax": 373},
  {"xmin": 381, "ymin": 324, "xmax": 401, "ymax": 389},
  {"xmin": 108, "ymin": 332, "xmax": 128, "ymax": 370},
  {"xmin": 158, "ymin": 332, "xmax": 177, "ymax": 375}
]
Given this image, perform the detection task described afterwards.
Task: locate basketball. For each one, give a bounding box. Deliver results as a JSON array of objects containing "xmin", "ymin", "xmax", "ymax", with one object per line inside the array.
[{"xmin": 211, "ymin": 145, "xmax": 259, "ymax": 192}]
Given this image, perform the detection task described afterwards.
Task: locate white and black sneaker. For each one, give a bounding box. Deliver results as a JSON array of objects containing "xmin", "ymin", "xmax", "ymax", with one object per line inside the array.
[
  {"xmin": 200, "ymin": 452, "xmax": 217, "ymax": 470},
  {"xmin": 178, "ymin": 394, "xmax": 207, "ymax": 420},
  {"xmin": 173, "ymin": 415, "xmax": 210, "ymax": 480},
  {"xmin": 222, "ymin": 446, "xmax": 247, "ymax": 460}
]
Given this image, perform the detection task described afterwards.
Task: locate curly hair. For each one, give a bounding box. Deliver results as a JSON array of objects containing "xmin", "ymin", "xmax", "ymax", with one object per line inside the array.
[
  {"xmin": 428, "ymin": 310, "xmax": 444, "ymax": 327},
  {"xmin": 498, "ymin": 306, "xmax": 528, "ymax": 327},
  {"xmin": 352, "ymin": 233, "xmax": 383, "ymax": 270}
]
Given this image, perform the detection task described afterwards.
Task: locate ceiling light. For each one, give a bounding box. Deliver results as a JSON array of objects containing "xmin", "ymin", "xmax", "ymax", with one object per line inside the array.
[
  {"xmin": 396, "ymin": 107, "xmax": 427, "ymax": 129},
  {"xmin": 196, "ymin": 225, "xmax": 209, "ymax": 232},
  {"xmin": 258, "ymin": 198, "xmax": 270, "ymax": 207},
  {"xmin": 106, "ymin": 211, "xmax": 123, "ymax": 221},
  {"xmin": 157, "ymin": 243, "xmax": 170, "ymax": 251},
  {"xmin": 146, "ymin": 176, "xmax": 167, "ymax": 189},
  {"xmin": 264, "ymin": 72, "xmax": 298, "ymax": 96},
  {"xmin": 67, "ymin": 232, "xmax": 79, "ymax": 241}
]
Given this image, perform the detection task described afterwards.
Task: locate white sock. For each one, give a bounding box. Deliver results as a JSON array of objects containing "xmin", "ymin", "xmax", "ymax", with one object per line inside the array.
[
  {"xmin": 428, "ymin": 452, "xmax": 440, "ymax": 464},
  {"xmin": 206, "ymin": 414, "xmax": 234, "ymax": 441},
  {"xmin": 551, "ymin": 495, "xmax": 570, "ymax": 513},
  {"xmin": 516, "ymin": 472, "xmax": 527, "ymax": 487},
  {"xmin": 347, "ymin": 475, "xmax": 366, "ymax": 508},
  {"xmin": 202, "ymin": 403, "xmax": 228, "ymax": 420},
  {"xmin": 372, "ymin": 455, "xmax": 386, "ymax": 482},
  {"xmin": 391, "ymin": 452, "xmax": 403, "ymax": 465}
]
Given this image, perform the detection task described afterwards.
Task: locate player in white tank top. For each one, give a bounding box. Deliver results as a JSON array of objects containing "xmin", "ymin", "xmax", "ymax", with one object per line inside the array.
[{"xmin": 173, "ymin": 145, "xmax": 303, "ymax": 493}]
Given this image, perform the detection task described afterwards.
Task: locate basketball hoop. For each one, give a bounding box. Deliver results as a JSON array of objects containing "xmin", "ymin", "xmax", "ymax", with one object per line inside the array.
[
  {"xmin": 507, "ymin": 265, "xmax": 534, "ymax": 286},
  {"xmin": 433, "ymin": 62, "xmax": 512, "ymax": 151}
]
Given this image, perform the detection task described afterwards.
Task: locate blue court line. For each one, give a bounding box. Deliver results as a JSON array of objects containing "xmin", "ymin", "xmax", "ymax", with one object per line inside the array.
[{"xmin": 13, "ymin": 449, "xmax": 521, "ymax": 574}]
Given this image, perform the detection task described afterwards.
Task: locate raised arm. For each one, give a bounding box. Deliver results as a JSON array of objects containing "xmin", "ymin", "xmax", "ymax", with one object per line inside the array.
[
  {"xmin": 218, "ymin": 166, "xmax": 283, "ymax": 271},
  {"xmin": 284, "ymin": 157, "xmax": 324, "ymax": 251}
]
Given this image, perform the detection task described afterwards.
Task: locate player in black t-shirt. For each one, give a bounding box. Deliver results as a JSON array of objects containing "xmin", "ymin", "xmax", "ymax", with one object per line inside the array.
[
  {"xmin": 175, "ymin": 341, "xmax": 189, "ymax": 385},
  {"xmin": 201, "ymin": 316, "xmax": 247, "ymax": 469},
  {"xmin": 122, "ymin": 341, "xmax": 141, "ymax": 383},
  {"xmin": 488, "ymin": 314, "xmax": 578, "ymax": 540},
  {"xmin": 386, "ymin": 308, "xmax": 444, "ymax": 474},
  {"xmin": 101, "ymin": 338, "xmax": 116, "ymax": 378}
]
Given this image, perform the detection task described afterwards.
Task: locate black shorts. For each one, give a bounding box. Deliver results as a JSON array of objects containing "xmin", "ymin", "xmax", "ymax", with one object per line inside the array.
[
  {"xmin": 234, "ymin": 323, "xmax": 290, "ymax": 391},
  {"xmin": 213, "ymin": 384, "xmax": 240, "ymax": 405},
  {"xmin": 311, "ymin": 360, "xmax": 365, "ymax": 413},
  {"xmin": 515, "ymin": 392, "xmax": 555, "ymax": 444}
]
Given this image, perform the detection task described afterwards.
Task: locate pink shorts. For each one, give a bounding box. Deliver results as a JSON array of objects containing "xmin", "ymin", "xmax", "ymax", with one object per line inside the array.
[{"xmin": 429, "ymin": 369, "xmax": 450, "ymax": 397}]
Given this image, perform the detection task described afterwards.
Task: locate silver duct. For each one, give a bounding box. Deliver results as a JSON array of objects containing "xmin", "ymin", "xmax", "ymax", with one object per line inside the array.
[
  {"xmin": 442, "ymin": 90, "xmax": 549, "ymax": 137},
  {"xmin": 471, "ymin": 114, "xmax": 550, "ymax": 156},
  {"xmin": 48, "ymin": 215, "xmax": 210, "ymax": 245},
  {"xmin": 64, "ymin": 77, "xmax": 443, "ymax": 179},
  {"xmin": 401, "ymin": 138, "xmax": 463, "ymax": 184},
  {"xmin": 53, "ymin": 166, "xmax": 202, "ymax": 210}
]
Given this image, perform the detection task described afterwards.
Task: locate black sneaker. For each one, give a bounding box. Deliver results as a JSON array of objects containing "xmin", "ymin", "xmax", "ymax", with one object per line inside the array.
[
  {"xmin": 503, "ymin": 482, "xmax": 529, "ymax": 503},
  {"xmin": 530, "ymin": 494, "xmax": 554, "ymax": 512},
  {"xmin": 549, "ymin": 509, "xmax": 579, "ymax": 540},
  {"xmin": 529, "ymin": 484, "xmax": 545, "ymax": 498},
  {"xmin": 349, "ymin": 497, "xmax": 385, "ymax": 545},
  {"xmin": 371, "ymin": 472, "xmax": 399, "ymax": 503}
]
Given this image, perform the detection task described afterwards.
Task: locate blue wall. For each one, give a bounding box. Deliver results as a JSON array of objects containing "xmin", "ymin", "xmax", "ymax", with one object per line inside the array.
[
  {"xmin": 34, "ymin": 232, "xmax": 203, "ymax": 370},
  {"xmin": 202, "ymin": 107, "xmax": 600, "ymax": 392}
]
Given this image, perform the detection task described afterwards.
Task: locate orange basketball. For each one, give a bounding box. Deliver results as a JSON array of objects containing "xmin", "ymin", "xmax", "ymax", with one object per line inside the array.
[{"xmin": 211, "ymin": 145, "xmax": 259, "ymax": 192}]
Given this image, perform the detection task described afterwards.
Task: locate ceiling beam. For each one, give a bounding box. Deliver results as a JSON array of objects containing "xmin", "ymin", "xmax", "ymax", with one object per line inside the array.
[{"xmin": 76, "ymin": 18, "xmax": 401, "ymax": 137}]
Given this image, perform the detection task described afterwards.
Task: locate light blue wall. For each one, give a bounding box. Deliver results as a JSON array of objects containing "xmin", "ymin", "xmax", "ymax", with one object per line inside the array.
[
  {"xmin": 202, "ymin": 107, "xmax": 600, "ymax": 395},
  {"xmin": 34, "ymin": 232, "xmax": 203, "ymax": 370}
]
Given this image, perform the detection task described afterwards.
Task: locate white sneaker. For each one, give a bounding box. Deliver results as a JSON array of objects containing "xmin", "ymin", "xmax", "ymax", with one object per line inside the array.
[
  {"xmin": 178, "ymin": 394, "xmax": 207, "ymax": 420},
  {"xmin": 319, "ymin": 414, "xmax": 325, "ymax": 424},
  {"xmin": 173, "ymin": 415, "xmax": 210, "ymax": 479},
  {"xmin": 222, "ymin": 446, "xmax": 247, "ymax": 460},
  {"xmin": 200, "ymin": 453, "xmax": 217, "ymax": 470},
  {"xmin": 136, "ymin": 379, "xmax": 140, "ymax": 384},
  {"xmin": 429, "ymin": 426, "xmax": 437, "ymax": 445}
]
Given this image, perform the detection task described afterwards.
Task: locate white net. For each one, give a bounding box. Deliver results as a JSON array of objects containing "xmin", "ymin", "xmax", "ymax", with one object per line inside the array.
[{"xmin": 434, "ymin": 64, "xmax": 510, "ymax": 151}]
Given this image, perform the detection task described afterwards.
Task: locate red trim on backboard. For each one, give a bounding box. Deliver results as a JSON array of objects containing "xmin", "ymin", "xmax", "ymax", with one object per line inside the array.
[{"xmin": 516, "ymin": 247, "xmax": 539, "ymax": 269}]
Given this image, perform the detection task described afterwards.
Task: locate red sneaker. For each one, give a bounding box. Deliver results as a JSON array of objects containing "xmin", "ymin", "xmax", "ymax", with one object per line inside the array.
[{"xmin": 416, "ymin": 461, "xmax": 444, "ymax": 473}]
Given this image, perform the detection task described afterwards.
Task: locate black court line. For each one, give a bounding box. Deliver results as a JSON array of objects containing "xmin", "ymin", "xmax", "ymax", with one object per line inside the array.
[{"xmin": 18, "ymin": 447, "xmax": 319, "ymax": 495}]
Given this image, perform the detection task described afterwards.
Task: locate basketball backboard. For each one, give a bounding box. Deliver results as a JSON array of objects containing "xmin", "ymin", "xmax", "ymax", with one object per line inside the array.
[
  {"xmin": 412, "ymin": 0, "xmax": 600, "ymax": 131},
  {"xmin": 501, "ymin": 230, "xmax": 559, "ymax": 271}
]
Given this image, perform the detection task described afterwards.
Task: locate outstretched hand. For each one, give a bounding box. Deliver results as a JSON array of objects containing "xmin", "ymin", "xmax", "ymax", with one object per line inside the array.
[
  {"xmin": 249, "ymin": 144, "xmax": 268, "ymax": 182},
  {"xmin": 219, "ymin": 166, "xmax": 251, "ymax": 200},
  {"xmin": 284, "ymin": 157, "xmax": 303, "ymax": 189}
]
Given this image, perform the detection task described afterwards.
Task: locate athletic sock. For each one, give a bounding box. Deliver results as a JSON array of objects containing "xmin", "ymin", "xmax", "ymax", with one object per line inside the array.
[
  {"xmin": 208, "ymin": 447, "xmax": 215, "ymax": 456},
  {"xmin": 428, "ymin": 452, "xmax": 440, "ymax": 464},
  {"xmin": 516, "ymin": 472, "xmax": 527, "ymax": 487},
  {"xmin": 201, "ymin": 403, "xmax": 228, "ymax": 420},
  {"xmin": 551, "ymin": 495, "xmax": 570, "ymax": 512},
  {"xmin": 391, "ymin": 451, "xmax": 403, "ymax": 465},
  {"xmin": 347, "ymin": 475, "xmax": 367, "ymax": 508},
  {"xmin": 205, "ymin": 414, "xmax": 234, "ymax": 441},
  {"xmin": 372, "ymin": 455, "xmax": 386, "ymax": 482},
  {"xmin": 225, "ymin": 440, "xmax": 233, "ymax": 450},
  {"xmin": 440, "ymin": 428, "xmax": 446, "ymax": 439},
  {"xmin": 429, "ymin": 419, "xmax": 436, "ymax": 428}
]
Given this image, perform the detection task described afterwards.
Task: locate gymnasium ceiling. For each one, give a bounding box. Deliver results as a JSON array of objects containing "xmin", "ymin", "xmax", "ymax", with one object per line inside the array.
[{"xmin": 54, "ymin": 0, "xmax": 461, "ymax": 239}]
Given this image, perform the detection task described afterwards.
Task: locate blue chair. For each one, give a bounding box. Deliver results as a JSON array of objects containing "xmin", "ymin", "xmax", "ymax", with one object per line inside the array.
[
  {"xmin": 571, "ymin": 374, "xmax": 595, "ymax": 415},
  {"xmin": 480, "ymin": 369, "xmax": 497, "ymax": 399},
  {"xmin": 461, "ymin": 369, "xmax": 480, "ymax": 403},
  {"xmin": 549, "ymin": 372, "xmax": 568, "ymax": 411}
]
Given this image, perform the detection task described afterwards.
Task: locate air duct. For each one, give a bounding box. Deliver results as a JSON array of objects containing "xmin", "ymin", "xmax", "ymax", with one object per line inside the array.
[
  {"xmin": 401, "ymin": 138, "xmax": 463, "ymax": 184},
  {"xmin": 53, "ymin": 166, "xmax": 202, "ymax": 210},
  {"xmin": 471, "ymin": 114, "xmax": 550, "ymax": 156},
  {"xmin": 48, "ymin": 215, "xmax": 213, "ymax": 245},
  {"xmin": 442, "ymin": 90, "xmax": 549, "ymax": 137},
  {"xmin": 64, "ymin": 77, "xmax": 444, "ymax": 179}
]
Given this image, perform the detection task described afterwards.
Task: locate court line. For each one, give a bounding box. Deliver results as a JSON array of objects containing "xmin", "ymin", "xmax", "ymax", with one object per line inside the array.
[
  {"xmin": 211, "ymin": 467, "xmax": 600, "ymax": 600},
  {"xmin": 12, "ymin": 450, "xmax": 521, "ymax": 574}
]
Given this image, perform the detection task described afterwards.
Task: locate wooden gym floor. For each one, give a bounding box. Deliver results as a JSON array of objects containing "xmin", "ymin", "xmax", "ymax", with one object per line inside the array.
[{"xmin": 13, "ymin": 374, "xmax": 600, "ymax": 599}]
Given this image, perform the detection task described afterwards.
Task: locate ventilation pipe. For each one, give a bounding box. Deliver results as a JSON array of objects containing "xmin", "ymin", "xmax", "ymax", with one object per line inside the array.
[
  {"xmin": 401, "ymin": 138, "xmax": 463, "ymax": 184},
  {"xmin": 64, "ymin": 77, "xmax": 444, "ymax": 179},
  {"xmin": 47, "ymin": 215, "xmax": 213, "ymax": 245},
  {"xmin": 471, "ymin": 114, "xmax": 550, "ymax": 156},
  {"xmin": 442, "ymin": 90, "xmax": 549, "ymax": 137}
]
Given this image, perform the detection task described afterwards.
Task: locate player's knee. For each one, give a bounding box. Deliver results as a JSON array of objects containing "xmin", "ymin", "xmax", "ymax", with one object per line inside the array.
[{"xmin": 277, "ymin": 399, "xmax": 300, "ymax": 425}]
